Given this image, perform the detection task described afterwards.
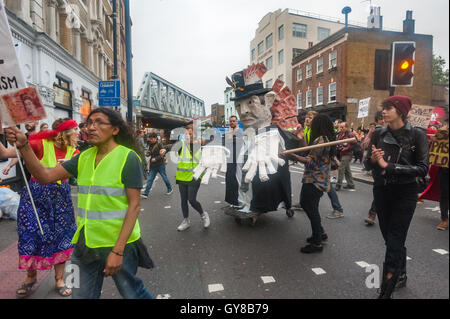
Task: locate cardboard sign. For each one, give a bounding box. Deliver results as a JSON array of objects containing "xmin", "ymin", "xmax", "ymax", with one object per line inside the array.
[
  {"xmin": 408, "ymin": 104, "xmax": 435, "ymax": 128},
  {"xmin": 429, "ymin": 132, "xmax": 449, "ymax": 168},
  {"xmin": 0, "ymin": 1, "xmax": 29, "ymax": 127},
  {"xmin": 0, "ymin": 87, "xmax": 47, "ymax": 125},
  {"xmin": 357, "ymin": 98, "xmax": 370, "ymax": 118}
]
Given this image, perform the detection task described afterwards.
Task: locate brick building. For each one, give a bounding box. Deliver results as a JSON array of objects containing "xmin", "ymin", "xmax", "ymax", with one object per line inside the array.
[{"xmin": 291, "ymin": 12, "xmax": 433, "ymax": 128}]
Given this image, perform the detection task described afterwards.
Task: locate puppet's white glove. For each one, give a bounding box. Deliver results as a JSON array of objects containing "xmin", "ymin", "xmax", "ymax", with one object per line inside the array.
[
  {"xmin": 242, "ymin": 129, "xmax": 285, "ymax": 183},
  {"xmin": 193, "ymin": 145, "xmax": 230, "ymax": 184}
]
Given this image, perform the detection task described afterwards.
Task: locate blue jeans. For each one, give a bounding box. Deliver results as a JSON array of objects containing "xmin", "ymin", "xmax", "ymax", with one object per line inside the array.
[
  {"xmin": 327, "ymin": 184, "xmax": 343, "ymax": 212},
  {"xmin": 144, "ymin": 165, "xmax": 172, "ymax": 195},
  {"xmin": 71, "ymin": 240, "xmax": 153, "ymax": 299}
]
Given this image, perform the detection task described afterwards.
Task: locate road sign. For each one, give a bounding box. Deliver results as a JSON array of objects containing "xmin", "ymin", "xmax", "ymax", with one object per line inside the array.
[{"xmin": 99, "ymin": 80, "xmax": 120, "ymax": 106}]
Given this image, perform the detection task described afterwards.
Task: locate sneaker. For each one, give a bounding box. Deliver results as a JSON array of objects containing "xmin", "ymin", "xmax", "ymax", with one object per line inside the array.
[
  {"xmin": 201, "ymin": 212, "xmax": 210, "ymax": 228},
  {"xmin": 300, "ymin": 244, "xmax": 323, "ymax": 254},
  {"xmin": 327, "ymin": 210, "xmax": 344, "ymax": 219},
  {"xmin": 306, "ymin": 233, "xmax": 328, "ymax": 244},
  {"xmin": 166, "ymin": 189, "xmax": 173, "ymax": 195},
  {"xmin": 140, "ymin": 194, "xmax": 148, "ymax": 199},
  {"xmin": 177, "ymin": 219, "xmax": 190, "ymax": 231},
  {"xmin": 437, "ymin": 218, "xmax": 448, "ymax": 231},
  {"xmin": 330, "ymin": 177, "xmax": 337, "ymax": 184}
]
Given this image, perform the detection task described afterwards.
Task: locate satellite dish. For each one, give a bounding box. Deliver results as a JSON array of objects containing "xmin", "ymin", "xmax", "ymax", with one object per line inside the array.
[{"xmin": 342, "ymin": 6, "xmax": 352, "ymax": 14}]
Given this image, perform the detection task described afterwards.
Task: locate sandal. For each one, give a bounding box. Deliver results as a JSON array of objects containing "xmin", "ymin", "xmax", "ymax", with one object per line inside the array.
[
  {"xmin": 55, "ymin": 276, "xmax": 72, "ymax": 297},
  {"xmin": 16, "ymin": 280, "xmax": 37, "ymax": 298},
  {"xmin": 55, "ymin": 285, "xmax": 72, "ymax": 297}
]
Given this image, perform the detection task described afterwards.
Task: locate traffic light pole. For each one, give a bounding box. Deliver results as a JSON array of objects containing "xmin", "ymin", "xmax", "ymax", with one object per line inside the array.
[
  {"xmin": 111, "ymin": 0, "xmax": 118, "ymax": 80},
  {"xmin": 389, "ymin": 87, "xmax": 395, "ymax": 96}
]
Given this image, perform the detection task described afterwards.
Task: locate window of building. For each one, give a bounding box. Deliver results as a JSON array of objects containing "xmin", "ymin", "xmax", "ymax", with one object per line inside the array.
[
  {"xmin": 296, "ymin": 68, "xmax": 302, "ymax": 82},
  {"xmin": 251, "ymin": 48, "xmax": 255, "ymax": 61},
  {"xmin": 53, "ymin": 76, "xmax": 72, "ymax": 112},
  {"xmin": 258, "ymin": 41, "xmax": 264, "ymax": 55},
  {"xmin": 278, "ymin": 49, "xmax": 284, "ymax": 65},
  {"xmin": 293, "ymin": 23, "xmax": 307, "ymax": 38},
  {"xmin": 293, "ymin": 48, "xmax": 304, "ymax": 59},
  {"xmin": 306, "ymin": 63, "xmax": 312, "ymax": 78},
  {"xmin": 266, "ymin": 33, "xmax": 273, "ymax": 49},
  {"xmin": 316, "ymin": 86, "xmax": 323, "ymax": 105},
  {"xmin": 297, "ymin": 92, "xmax": 302, "ymax": 109},
  {"xmin": 329, "ymin": 50, "xmax": 337, "ymax": 69},
  {"xmin": 278, "ymin": 25, "xmax": 284, "ymax": 40},
  {"xmin": 306, "ymin": 90, "xmax": 312, "ymax": 107},
  {"xmin": 266, "ymin": 56, "xmax": 273, "ymax": 70},
  {"xmin": 329, "ymin": 82, "xmax": 337, "ymax": 102},
  {"xmin": 318, "ymin": 27, "xmax": 330, "ymax": 41},
  {"xmin": 81, "ymin": 90, "xmax": 92, "ymax": 122},
  {"xmin": 317, "ymin": 57, "xmax": 323, "ymax": 74},
  {"xmin": 278, "ymin": 74, "xmax": 284, "ymax": 82},
  {"xmin": 265, "ymin": 79, "xmax": 273, "ymax": 89}
]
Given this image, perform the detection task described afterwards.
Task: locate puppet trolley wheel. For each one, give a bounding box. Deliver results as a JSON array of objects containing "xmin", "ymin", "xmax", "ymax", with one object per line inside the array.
[{"xmin": 286, "ymin": 209, "xmax": 294, "ymax": 218}]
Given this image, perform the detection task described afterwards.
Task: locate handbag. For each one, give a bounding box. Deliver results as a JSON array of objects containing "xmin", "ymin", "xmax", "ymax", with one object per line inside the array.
[{"xmin": 136, "ymin": 238, "xmax": 154, "ymax": 269}]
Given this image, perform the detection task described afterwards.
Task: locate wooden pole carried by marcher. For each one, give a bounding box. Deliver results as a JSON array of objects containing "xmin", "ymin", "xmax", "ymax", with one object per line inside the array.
[
  {"xmin": 13, "ymin": 144, "xmax": 44, "ymax": 236},
  {"xmin": 281, "ymin": 138, "xmax": 357, "ymax": 155}
]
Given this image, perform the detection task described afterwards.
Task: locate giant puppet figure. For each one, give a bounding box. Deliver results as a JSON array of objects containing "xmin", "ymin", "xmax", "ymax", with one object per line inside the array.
[{"xmin": 193, "ymin": 64, "xmax": 301, "ymax": 224}]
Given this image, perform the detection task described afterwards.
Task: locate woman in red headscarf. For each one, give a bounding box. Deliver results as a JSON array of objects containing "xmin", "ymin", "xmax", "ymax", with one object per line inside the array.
[{"xmin": 15, "ymin": 118, "xmax": 79, "ymax": 298}]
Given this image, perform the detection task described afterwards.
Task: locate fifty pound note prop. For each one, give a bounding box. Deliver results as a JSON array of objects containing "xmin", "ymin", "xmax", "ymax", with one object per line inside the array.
[{"xmin": 0, "ymin": 1, "xmax": 45, "ymax": 235}]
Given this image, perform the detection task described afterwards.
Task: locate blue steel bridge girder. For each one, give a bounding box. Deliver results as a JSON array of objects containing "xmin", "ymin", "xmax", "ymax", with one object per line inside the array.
[{"xmin": 136, "ymin": 72, "xmax": 205, "ymax": 121}]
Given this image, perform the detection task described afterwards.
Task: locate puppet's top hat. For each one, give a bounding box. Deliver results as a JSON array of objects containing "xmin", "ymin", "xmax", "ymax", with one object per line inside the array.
[{"xmin": 227, "ymin": 63, "xmax": 271, "ymax": 101}]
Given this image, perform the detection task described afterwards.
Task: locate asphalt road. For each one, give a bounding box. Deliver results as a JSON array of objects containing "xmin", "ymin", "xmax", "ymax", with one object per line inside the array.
[{"xmin": 0, "ymin": 159, "xmax": 448, "ymax": 299}]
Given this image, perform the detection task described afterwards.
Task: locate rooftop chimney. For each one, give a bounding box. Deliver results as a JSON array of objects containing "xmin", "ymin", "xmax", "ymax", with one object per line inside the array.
[
  {"xmin": 367, "ymin": 6, "xmax": 383, "ymax": 30},
  {"xmin": 403, "ymin": 10, "xmax": 415, "ymax": 34}
]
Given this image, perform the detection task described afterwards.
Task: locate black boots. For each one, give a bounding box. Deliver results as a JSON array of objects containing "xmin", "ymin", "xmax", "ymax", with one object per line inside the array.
[{"xmin": 377, "ymin": 265, "xmax": 401, "ymax": 299}]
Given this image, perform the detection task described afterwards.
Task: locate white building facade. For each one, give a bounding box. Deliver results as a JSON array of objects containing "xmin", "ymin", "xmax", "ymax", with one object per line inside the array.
[
  {"xmin": 250, "ymin": 9, "xmax": 353, "ymax": 89},
  {"xmin": 4, "ymin": 0, "xmax": 128, "ymax": 125},
  {"xmin": 223, "ymin": 86, "xmax": 237, "ymax": 125}
]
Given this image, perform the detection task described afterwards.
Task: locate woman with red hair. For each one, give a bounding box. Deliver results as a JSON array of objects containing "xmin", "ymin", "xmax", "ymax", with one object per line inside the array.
[{"xmin": 14, "ymin": 118, "xmax": 79, "ymax": 298}]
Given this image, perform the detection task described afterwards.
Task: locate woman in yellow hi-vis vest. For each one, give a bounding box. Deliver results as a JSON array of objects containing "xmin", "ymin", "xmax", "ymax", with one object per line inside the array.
[
  {"xmin": 10, "ymin": 118, "xmax": 79, "ymax": 298},
  {"xmin": 174, "ymin": 122, "xmax": 210, "ymax": 231},
  {"xmin": 5, "ymin": 108, "xmax": 153, "ymax": 299}
]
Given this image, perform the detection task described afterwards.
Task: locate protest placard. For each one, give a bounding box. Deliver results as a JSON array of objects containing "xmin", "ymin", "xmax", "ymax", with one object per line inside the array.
[
  {"xmin": 357, "ymin": 98, "xmax": 370, "ymax": 119},
  {"xmin": 408, "ymin": 104, "xmax": 435, "ymax": 128},
  {"xmin": 429, "ymin": 132, "xmax": 449, "ymax": 168}
]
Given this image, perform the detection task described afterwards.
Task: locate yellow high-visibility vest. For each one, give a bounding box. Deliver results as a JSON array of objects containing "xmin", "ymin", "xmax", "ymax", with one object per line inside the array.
[{"xmin": 72, "ymin": 145, "xmax": 141, "ymax": 248}]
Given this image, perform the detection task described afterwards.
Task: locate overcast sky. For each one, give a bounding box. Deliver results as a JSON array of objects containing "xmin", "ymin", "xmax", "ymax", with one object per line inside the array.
[{"xmin": 130, "ymin": 0, "xmax": 449, "ymax": 115}]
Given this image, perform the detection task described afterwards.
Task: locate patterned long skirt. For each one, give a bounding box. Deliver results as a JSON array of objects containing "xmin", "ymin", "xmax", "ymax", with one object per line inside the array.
[{"xmin": 17, "ymin": 180, "xmax": 77, "ymax": 270}]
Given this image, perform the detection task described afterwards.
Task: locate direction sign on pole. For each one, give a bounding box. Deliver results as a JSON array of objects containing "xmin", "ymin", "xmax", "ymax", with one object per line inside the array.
[{"xmin": 99, "ymin": 80, "xmax": 120, "ymax": 107}]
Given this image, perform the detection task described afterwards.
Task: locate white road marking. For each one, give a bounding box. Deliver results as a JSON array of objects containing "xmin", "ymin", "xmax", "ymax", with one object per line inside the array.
[
  {"xmin": 311, "ymin": 268, "xmax": 326, "ymax": 275},
  {"xmin": 217, "ymin": 174, "xmax": 225, "ymax": 179},
  {"xmin": 261, "ymin": 276, "xmax": 276, "ymax": 284},
  {"xmin": 214, "ymin": 201, "xmax": 221, "ymax": 204},
  {"xmin": 156, "ymin": 294, "xmax": 171, "ymax": 299},
  {"xmin": 221, "ymin": 182, "xmax": 226, "ymax": 184},
  {"xmin": 164, "ymin": 206, "xmax": 171, "ymax": 209},
  {"xmin": 355, "ymin": 261, "xmax": 370, "ymax": 268},
  {"xmin": 208, "ymin": 284, "xmax": 224, "ymax": 293},
  {"xmin": 407, "ymin": 256, "xmax": 412, "ymax": 261},
  {"xmin": 425, "ymin": 207, "xmax": 441, "ymax": 212},
  {"xmin": 433, "ymin": 249, "xmax": 449, "ymax": 255}
]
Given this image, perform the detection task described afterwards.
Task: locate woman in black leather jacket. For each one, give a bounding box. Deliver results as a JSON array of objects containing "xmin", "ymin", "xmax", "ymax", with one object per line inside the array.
[{"xmin": 364, "ymin": 96, "xmax": 429, "ymax": 299}]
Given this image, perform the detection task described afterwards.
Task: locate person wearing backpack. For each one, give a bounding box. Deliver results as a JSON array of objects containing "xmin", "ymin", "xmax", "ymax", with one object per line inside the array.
[
  {"xmin": 364, "ymin": 96, "xmax": 429, "ymax": 299},
  {"xmin": 335, "ymin": 122, "xmax": 356, "ymax": 191},
  {"xmin": 141, "ymin": 132, "xmax": 173, "ymax": 198}
]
